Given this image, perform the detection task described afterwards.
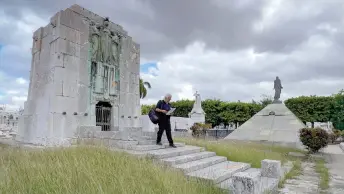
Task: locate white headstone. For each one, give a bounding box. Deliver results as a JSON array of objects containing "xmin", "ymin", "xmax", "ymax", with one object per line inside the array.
[{"xmin": 189, "ymin": 91, "xmax": 205, "ymax": 123}]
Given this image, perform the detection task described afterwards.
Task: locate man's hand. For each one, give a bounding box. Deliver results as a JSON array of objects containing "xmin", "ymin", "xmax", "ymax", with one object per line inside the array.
[{"xmin": 161, "ymin": 110, "xmax": 168, "ymax": 114}]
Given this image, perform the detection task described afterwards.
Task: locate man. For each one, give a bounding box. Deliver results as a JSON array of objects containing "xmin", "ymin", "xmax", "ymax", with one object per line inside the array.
[{"xmin": 155, "ymin": 93, "xmax": 176, "ymax": 148}]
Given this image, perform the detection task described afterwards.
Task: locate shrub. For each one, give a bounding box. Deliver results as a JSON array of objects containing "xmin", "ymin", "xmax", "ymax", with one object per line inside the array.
[
  {"xmin": 328, "ymin": 133, "xmax": 337, "ymax": 143},
  {"xmin": 299, "ymin": 127, "xmax": 329, "ymax": 153},
  {"xmin": 329, "ymin": 129, "xmax": 341, "ymax": 143},
  {"xmin": 191, "ymin": 123, "xmax": 212, "ymax": 138},
  {"xmin": 341, "ymin": 131, "xmax": 344, "ymax": 141}
]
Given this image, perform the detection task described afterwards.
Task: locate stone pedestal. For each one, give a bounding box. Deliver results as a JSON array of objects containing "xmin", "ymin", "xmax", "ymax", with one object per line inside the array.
[
  {"xmin": 189, "ymin": 112, "xmax": 205, "ymax": 124},
  {"xmin": 232, "ymin": 170, "xmax": 261, "ymax": 194},
  {"xmin": 16, "ymin": 4, "xmax": 141, "ymax": 146},
  {"xmin": 261, "ymin": 159, "xmax": 281, "ymax": 179}
]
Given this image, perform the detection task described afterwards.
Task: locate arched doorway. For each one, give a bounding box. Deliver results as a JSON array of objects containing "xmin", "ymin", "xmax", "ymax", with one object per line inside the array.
[{"xmin": 96, "ymin": 101, "xmax": 112, "ymax": 131}]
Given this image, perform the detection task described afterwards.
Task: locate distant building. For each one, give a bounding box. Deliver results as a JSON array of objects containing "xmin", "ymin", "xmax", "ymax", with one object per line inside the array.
[{"xmin": 0, "ymin": 105, "xmax": 20, "ymax": 128}]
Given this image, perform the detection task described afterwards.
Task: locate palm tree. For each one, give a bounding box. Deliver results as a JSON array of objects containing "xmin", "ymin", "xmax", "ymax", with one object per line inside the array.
[{"xmin": 140, "ymin": 78, "xmax": 151, "ymax": 99}]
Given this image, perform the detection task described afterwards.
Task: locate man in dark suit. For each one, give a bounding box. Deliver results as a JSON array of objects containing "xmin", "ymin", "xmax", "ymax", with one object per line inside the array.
[{"xmin": 155, "ymin": 93, "xmax": 176, "ymax": 148}]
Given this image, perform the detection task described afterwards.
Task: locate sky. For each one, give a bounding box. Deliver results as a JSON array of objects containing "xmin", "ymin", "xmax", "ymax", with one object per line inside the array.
[{"xmin": 0, "ymin": 0, "xmax": 344, "ymax": 110}]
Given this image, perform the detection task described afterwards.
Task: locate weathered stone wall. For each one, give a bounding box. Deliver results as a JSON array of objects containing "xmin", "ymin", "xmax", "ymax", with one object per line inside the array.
[{"xmin": 17, "ymin": 5, "xmax": 140, "ymax": 146}]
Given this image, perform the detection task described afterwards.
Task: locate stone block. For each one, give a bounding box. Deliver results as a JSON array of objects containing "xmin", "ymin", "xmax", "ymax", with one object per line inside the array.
[
  {"xmin": 59, "ymin": 8, "xmax": 88, "ymax": 32},
  {"xmin": 79, "ymin": 42, "xmax": 89, "ymax": 61},
  {"xmin": 77, "ymin": 83, "xmax": 89, "ymax": 112},
  {"xmin": 52, "ymin": 24, "xmax": 86, "ymax": 45},
  {"xmin": 232, "ymin": 170, "xmax": 261, "ymax": 194},
  {"xmin": 50, "ymin": 96, "xmax": 77, "ymax": 114},
  {"xmin": 49, "ymin": 53, "xmax": 64, "ymax": 68},
  {"xmin": 42, "ymin": 24, "xmax": 52, "ymax": 38},
  {"xmin": 53, "ymin": 80, "xmax": 63, "ymax": 96},
  {"xmin": 76, "ymin": 126, "xmax": 101, "ymax": 138},
  {"xmin": 120, "ymin": 127, "xmax": 143, "ymax": 141},
  {"xmin": 261, "ymin": 159, "xmax": 281, "ymax": 179},
  {"xmin": 68, "ymin": 4, "xmax": 103, "ymax": 25},
  {"xmin": 53, "ymin": 67, "xmax": 78, "ymax": 98},
  {"xmin": 63, "ymin": 54, "xmax": 79, "ymax": 72},
  {"xmin": 93, "ymin": 131, "xmax": 121, "ymax": 139},
  {"xmin": 52, "ymin": 38, "xmax": 81, "ymax": 58},
  {"xmin": 78, "ymin": 59, "xmax": 90, "ymax": 85}
]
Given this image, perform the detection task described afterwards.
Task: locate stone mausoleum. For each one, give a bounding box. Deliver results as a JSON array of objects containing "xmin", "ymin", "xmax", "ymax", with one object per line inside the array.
[{"xmin": 16, "ymin": 5, "xmax": 142, "ymax": 146}]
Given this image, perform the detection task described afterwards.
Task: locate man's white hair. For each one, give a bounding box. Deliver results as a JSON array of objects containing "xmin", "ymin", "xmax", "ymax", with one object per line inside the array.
[{"xmin": 164, "ymin": 93, "xmax": 172, "ymax": 98}]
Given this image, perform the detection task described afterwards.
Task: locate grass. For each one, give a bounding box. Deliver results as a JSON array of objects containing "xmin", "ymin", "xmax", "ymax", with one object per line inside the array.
[
  {"xmin": 0, "ymin": 145, "xmax": 226, "ymax": 194},
  {"xmin": 176, "ymin": 138, "xmax": 305, "ymax": 168},
  {"xmin": 278, "ymin": 160, "xmax": 302, "ymax": 188},
  {"xmin": 315, "ymin": 159, "xmax": 330, "ymax": 190}
]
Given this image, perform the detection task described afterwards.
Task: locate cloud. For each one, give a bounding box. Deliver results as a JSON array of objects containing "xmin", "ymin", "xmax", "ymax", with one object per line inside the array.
[{"xmin": 0, "ymin": 0, "xmax": 343, "ymax": 110}]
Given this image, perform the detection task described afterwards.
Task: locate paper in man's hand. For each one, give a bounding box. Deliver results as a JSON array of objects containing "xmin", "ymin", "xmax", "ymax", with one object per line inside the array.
[{"xmin": 166, "ymin": 108, "xmax": 176, "ymax": 115}]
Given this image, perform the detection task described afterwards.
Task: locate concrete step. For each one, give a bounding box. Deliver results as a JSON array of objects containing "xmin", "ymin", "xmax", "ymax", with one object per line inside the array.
[
  {"xmin": 161, "ymin": 151, "xmax": 216, "ymax": 166},
  {"xmin": 132, "ymin": 144, "xmax": 165, "ymax": 151},
  {"xmin": 173, "ymin": 156, "xmax": 227, "ymax": 173},
  {"xmin": 138, "ymin": 140, "xmax": 156, "ymax": 145},
  {"xmin": 187, "ymin": 161, "xmax": 251, "ymax": 184},
  {"xmin": 147, "ymin": 146, "xmax": 203, "ymax": 159}
]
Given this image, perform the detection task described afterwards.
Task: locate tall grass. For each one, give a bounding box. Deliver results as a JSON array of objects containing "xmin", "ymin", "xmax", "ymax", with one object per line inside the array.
[
  {"xmin": 315, "ymin": 159, "xmax": 330, "ymax": 190},
  {"xmin": 176, "ymin": 138, "xmax": 304, "ymax": 168},
  {"xmin": 0, "ymin": 146, "xmax": 225, "ymax": 194}
]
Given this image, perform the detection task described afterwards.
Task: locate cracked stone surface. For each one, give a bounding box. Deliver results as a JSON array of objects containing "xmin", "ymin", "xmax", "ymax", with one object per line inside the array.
[
  {"xmin": 278, "ymin": 162, "xmax": 321, "ymax": 194},
  {"xmin": 322, "ymin": 145, "xmax": 344, "ymax": 194}
]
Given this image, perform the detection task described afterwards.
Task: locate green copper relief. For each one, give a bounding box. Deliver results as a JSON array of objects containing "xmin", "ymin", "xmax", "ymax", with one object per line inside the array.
[{"xmin": 89, "ymin": 17, "xmax": 121, "ymax": 96}]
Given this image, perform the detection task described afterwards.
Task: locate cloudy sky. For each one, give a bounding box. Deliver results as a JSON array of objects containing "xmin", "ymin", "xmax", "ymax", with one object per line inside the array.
[{"xmin": 0, "ymin": 0, "xmax": 343, "ymax": 110}]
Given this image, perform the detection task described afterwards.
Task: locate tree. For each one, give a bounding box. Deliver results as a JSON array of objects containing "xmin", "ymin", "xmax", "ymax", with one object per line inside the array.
[
  {"xmin": 331, "ymin": 89, "xmax": 344, "ymax": 130},
  {"xmin": 139, "ymin": 78, "xmax": 151, "ymax": 99},
  {"xmin": 285, "ymin": 95, "xmax": 333, "ymax": 127}
]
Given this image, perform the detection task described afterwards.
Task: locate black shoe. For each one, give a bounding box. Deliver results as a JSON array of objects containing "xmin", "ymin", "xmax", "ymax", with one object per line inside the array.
[
  {"xmin": 170, "ymin": 144, "xmax": 177, "ymax": 148},
  {"xmin": 156, "ymin": 142, "xmax": 163, "ymax": 146}
]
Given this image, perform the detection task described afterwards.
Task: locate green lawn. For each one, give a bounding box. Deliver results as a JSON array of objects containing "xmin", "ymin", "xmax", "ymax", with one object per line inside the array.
[
  {"xmin": 176, "ymin": 138, "xmax": 305, "ymax": 168},
  {"xmin": 0, "ymin": 145, "xmax": 225, "ymax": 194}
]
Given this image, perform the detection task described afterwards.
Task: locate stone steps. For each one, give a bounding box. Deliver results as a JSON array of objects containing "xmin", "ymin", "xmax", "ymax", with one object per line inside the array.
[
  {"xmin": 187, "ymin": 161, "xmax": 251, "ymax": 184},
  {"xmin": 161, "ymin": 151, "xmax": 216, "ymax": 165},
  {"xmin": 110, "ymin": 141, "xmax": 288, "ymax": 194},
  {"xmin": 131, "ymin": 143, "xmax": 185, "ymax": 151},
  {"xmin": 146, "ymin": 146, "xmax": 203, "ymax": 159},
  {"xmin": 173, "ymin": 156, "xmax": 227, "ymax": 173}
]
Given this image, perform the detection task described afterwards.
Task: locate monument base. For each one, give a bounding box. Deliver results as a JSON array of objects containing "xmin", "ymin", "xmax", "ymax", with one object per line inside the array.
[
  {"xmin": 224, "ymin": 103, "xmax": 306, "ymax": 149},
  {"xmin": 189, "ymin": 113, "xmax": 205, "ymax": 124},
  {"xmin": 272, "ymin": 100, "xmax": 282, "ymax": 104}
]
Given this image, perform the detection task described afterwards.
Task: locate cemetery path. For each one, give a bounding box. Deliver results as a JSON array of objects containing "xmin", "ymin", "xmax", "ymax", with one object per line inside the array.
[
  {"xmin": 322, "ymin": 145, "xmax": 344, "ymax": 194},
  {"xmin": 278, "ymin": 162, "xmax": 320, "ymax": 194}
]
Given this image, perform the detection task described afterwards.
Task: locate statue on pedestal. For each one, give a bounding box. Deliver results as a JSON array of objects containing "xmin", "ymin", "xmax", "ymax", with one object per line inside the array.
[
  {"xmin": 189, "ymin": 91, "xmax": 206, "ymax": 124},
  {"xmin": 190, "ymin": 91, "xmax": 205, "ymax": 114},
  {"xmin": 273, "ymin": 76, "xmax": 283, "ymax": 103}
]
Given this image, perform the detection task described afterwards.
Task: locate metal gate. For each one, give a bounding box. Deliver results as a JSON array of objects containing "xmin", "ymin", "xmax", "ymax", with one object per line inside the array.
[{"xmin": 96, "ymin": 106, "xmax": 111, "ymax": 131}]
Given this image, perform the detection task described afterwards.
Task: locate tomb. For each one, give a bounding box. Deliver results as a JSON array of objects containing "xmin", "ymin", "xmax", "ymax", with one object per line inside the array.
[
  {"xmin": 224, "ymin": 103, "xmax": 306, "ymax": 149},
  {"xmin": 225, "ymin": 77, "xmax": 306, "ymax": 149},
  {"xmin": 16, "ymin": 4, "xmax": 141, "ymax": 146}
]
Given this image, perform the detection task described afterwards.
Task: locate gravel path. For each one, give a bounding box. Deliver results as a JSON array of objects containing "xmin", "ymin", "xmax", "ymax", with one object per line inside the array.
[{"xmin": 278, "ymin": 162, "xmax": 321, "ymax": 194}]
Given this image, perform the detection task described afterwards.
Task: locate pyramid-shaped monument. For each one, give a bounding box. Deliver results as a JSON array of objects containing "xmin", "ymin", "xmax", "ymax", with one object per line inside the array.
[
  {"xmin": 224, "ymin": 103, "xmax": 306, "ymax": 148},
  {"xmin": 225, "ymin": 77, "xmax": 306, "ymax": 149}
]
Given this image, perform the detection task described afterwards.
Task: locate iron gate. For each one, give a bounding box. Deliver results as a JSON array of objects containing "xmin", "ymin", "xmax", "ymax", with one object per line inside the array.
[{"xmin": 96, "ymin": 106, "xmax": 111, "ymax": 131}]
